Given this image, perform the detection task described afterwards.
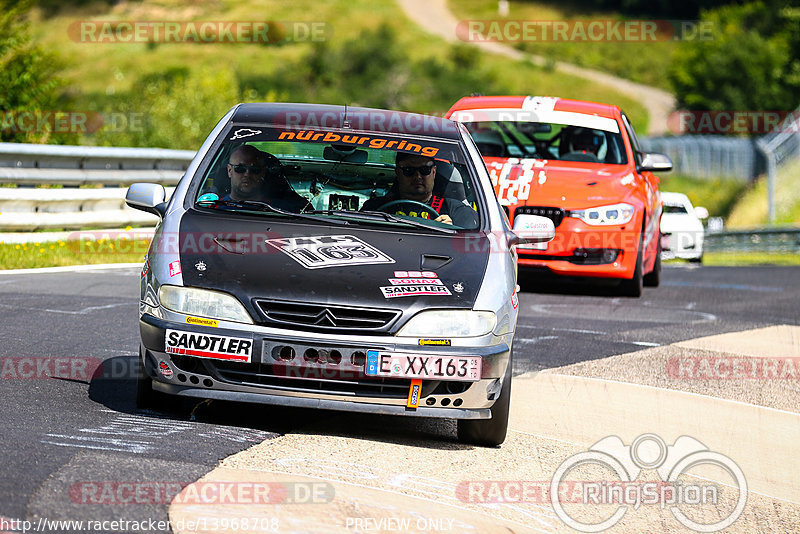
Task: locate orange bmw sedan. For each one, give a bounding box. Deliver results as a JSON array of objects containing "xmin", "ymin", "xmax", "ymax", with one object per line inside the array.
[{"xmin": 447, "ymin": 96, "xmax": 671, "ymax": 296}]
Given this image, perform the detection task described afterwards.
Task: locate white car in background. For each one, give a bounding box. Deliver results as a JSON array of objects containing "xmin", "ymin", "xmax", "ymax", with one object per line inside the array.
[{"xmin": 660, "ymin": 192, "xmax": 708, "ymax": 263}]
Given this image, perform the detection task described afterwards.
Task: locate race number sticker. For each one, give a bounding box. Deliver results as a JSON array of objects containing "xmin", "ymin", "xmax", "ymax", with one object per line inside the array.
[
  {"xmin": 266, "ymin": 235, "xmax": 394, "ymax": 269},
  {"xmin": 487, "ymin": 159, "xmax": 543, "ymax": 206}
]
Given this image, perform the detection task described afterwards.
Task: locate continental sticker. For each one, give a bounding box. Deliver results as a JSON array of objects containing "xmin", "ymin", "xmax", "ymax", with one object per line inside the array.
[
  {"xmin": 418, "ymin": 339, "xmax": 451, "ymax": 346},
  {"xmin": 186, "ymin": 316, "xmax": 219, "ymax": 328},
  {"xmin": 165, "ymin": 329, "xmax": 253, "ymax": 363}
]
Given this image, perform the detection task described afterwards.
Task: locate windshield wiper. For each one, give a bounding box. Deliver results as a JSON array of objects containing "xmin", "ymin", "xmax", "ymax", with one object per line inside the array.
[
  {"xmin": 196, "ymin": 199, "xmax": 349, "ymax": 226},
  {"xmin": 306, "ymin": 209, "xmax": 456, "ymax": 234}
]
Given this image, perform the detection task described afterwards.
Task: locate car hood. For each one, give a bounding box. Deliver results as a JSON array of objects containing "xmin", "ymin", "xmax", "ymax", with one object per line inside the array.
[
  {"xmin": 485, "ymin": 157, "xmax": 638, "ymax": 209},
  {"xmin": 175, "ymin": 209, "xmax": 490, "ymax": 326}
]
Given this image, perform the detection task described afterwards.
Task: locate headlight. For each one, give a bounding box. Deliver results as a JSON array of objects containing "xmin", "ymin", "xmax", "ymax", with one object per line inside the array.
[
  {"xmin": 569, "ymin": 203, "xmax": 635, "ymax": 226},
  {"xmin": 158, "ymin": 285, "xmax": 253, "ymax": 324},
  {"xmin": 397, "ymin": 310, "xmax": 496, "ymax": 337}
]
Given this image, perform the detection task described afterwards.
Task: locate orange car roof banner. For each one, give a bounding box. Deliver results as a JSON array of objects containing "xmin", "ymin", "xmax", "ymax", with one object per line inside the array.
[{"xmin": 277, "ymin": 130, "xmax": 440, "ymax": 158}]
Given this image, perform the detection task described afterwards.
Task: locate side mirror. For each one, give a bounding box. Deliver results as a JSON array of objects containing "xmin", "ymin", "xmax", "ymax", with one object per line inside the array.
[
  {"xmin": 694, "ymin": 206, "xmax": 709, "ymax": 220},
  {"xmin": 126, "ymin": 183, "xmax": 167, "ymax": 217},
  {"xmin": 638, "ymin": 152, "xmax": 673, "ymax": 173},
  {"xmin": 508, "ymin": 214, "xmax": 555, "ymax": 247}
]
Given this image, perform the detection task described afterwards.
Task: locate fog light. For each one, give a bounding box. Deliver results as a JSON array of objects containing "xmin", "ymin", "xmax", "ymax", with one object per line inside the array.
[{"xmin": 602, "ymin": 249, "xmax": 619, "ymax": 263}]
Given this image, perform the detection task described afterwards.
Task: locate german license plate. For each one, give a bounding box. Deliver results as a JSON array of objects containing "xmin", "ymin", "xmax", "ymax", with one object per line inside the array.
[{"xmin": 365, "ymin": 351, "xmax": 481, "ymax": 381}]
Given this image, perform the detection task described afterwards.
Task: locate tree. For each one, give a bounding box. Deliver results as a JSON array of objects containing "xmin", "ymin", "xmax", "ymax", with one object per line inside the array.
[
  {"xmin": 669, "ymin": 2, "xmax": 800, "ymax": 116},
  {"xmin": 0, "ymin": 0, "xmax": 65, "ymax": 143}
]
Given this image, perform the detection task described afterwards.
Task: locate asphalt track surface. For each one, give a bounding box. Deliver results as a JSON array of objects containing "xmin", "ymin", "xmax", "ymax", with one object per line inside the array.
[{"xmin": 0, "ymin": 264, "xmax": 797, "ymax": 532}]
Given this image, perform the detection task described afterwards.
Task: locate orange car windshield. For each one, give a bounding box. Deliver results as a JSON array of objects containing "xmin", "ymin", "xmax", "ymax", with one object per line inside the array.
[{"xmin": 463, "ymin": 120, "xmax": 628, "ymax": 165}]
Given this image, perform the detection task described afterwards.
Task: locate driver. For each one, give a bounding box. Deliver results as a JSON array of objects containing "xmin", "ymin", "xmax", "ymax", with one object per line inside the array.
[{"xmin": 361, "ymin": 152, "xmax": 478, "ymax": 227}]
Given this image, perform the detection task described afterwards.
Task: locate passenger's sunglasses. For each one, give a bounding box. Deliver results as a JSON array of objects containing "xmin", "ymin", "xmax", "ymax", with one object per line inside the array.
[
  {"xmin": 399, "ymin": 163, "xmax": 434, "ymax": 176},
  {"xmin": 229, "ymin": 164, "xmax": 265, "ymax": 174}
]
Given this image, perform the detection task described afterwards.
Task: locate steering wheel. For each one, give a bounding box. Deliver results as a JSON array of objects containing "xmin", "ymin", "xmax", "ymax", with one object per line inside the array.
[{"xmin": 376, "ymin": 200, "xmax": 440, "ymax": 219}]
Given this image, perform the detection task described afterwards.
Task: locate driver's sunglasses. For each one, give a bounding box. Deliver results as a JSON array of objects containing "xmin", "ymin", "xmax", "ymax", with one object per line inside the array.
[
  {"xmin": 230, "ymin": 164, "xmax": 265, "ymax": 174},
  {"xmin": 399, "ymin": 163, "xmax": 434, "ymax": 176}
]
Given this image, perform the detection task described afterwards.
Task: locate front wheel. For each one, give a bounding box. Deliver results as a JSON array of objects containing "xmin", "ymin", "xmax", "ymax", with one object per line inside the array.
[
  {"xmin": 458, "ymin": 355, "xmax": 512, "ymax": 447},
  {"xmin": 643, "ymin": 236, "xmax": 661, "ymax": 287},
  {"xmin": 618, "ymin": 236, "xmax": 644, "ymax": 297},
  {"xmin": 135, "ymin": 348, "xmax": 173, "ymax": 410}
]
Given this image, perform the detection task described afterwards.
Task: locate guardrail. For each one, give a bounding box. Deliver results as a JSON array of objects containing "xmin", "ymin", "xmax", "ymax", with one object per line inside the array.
[
  {"xmin": 705, "ymin": 227, "xmax": 800, "ymax": 254},
  {"xmin": 0, "ymin": 142, "xmax": 194, "ymax": 230}
]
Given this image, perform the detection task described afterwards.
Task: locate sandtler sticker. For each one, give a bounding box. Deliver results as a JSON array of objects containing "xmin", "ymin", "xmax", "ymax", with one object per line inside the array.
[
  {"xmin": 165, "ymin": 329, "xmax": 253, "ymax": 363},
  {"xmin": 168, "ymin": 260, "xmax": 181, "ymax": 277},
  {"xmin": 380, "ymin": 284, "xmax": 451, "ymax": 298},
  {"xmin": 266, "ymin": 235, "xmax": 394, "ymax": 269}
]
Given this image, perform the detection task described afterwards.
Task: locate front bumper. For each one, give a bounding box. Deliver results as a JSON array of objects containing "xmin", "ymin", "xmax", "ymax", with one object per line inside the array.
[
  {"xmin": 516, "ymin": 218, "xmax": 639, "ymax": 278},
  {"xmin": 139, "ymin": 314, "xmax": 511, "ymax": 420},
  {"xmin": 661, "ymin": 231, "xmax": 703, "ymax": 260}
]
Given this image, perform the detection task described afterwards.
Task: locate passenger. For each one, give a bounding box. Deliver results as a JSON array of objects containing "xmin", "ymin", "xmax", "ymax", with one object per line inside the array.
[
  {"xmin": 225, "ymin": 145, "xmax": 308, "ymax": 211},
  {"xmin": 361, "ymin": 152, "xmax": 478, "ymax": 227}
]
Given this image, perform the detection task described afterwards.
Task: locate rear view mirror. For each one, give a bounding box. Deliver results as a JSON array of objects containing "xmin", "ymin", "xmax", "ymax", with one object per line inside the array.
[
  {"xmin": 323, "ymin": 145, "xmax": 368, "ymax": 163},
  {"xmin": 125, "ymin": 183, "xmax": 166, "ymax": 217},
  {"xmin": 508, "ymin": 214, "xmax": 555, "ymax": 247},
  {"xmin": 517, "ymin": 122, "xmax": 552, "ymax": 135}
]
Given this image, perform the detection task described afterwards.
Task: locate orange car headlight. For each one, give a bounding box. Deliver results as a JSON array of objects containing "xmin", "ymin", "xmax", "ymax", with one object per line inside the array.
[{"xmin": 569, "ymin": 203, "xmax": 634, "ymax": 226}]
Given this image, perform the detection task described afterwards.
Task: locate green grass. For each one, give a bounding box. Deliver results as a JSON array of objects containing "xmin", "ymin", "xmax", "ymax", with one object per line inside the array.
[
  {"xmin": 449, "ymin": 0, "xmax": 678, "ymax": 92},
  {"xmin": 700, "ymin": 251, "xmax": 800, "ymax": 266},
  {"xmin": 0, "ymin": 238, "xmax": 149, "ymax": 269},
  {"xmin": 726, "ymin": 159, "xmax": 800, "ymax": 228},
  {"xmin": 28, "ymin": 0, "xmax": 649, "ymax": 140},
  {"xmin": 658, "ymin": 174, "xmax": 748, "ymax": 219}
]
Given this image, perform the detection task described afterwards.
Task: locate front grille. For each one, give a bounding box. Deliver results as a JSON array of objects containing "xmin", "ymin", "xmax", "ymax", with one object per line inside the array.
[
  {"xmin": 518, "ymin": 249, "xmax": 619, "ymax": 265},
  {"xmin": 254, "ymin": 300, "xmax": 401, "ymax": 333},
  {"xmin": 514, "ymin": 206, "xmax": 565, "ymax": 227},
  {"xmin": 205, "ymin": 359, "xmax": 413, "ymax": 399}
]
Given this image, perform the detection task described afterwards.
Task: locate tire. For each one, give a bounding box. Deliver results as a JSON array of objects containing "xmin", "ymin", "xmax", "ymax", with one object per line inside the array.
[
  {"xmin": 136, "ymin": 348, "xmax": 172, "ymax": 410},
  {"xmin": 458, "ymin": 355, "xmax": 512, "ymax": 447},
  {"xmin": 643, "ymin": 236, "xmax": 661, "ymax": 287},
  {"xmin": 688, "ymin": 254, "xmax": 703, "ymax": 264},
  {"xmin": 618, "ymin": 236, "xmax": 644, "ymax": 297}
]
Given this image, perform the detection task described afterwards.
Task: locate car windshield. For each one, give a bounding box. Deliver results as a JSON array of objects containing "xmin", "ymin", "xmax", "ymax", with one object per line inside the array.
[
  {"xmin": 462, "ymin": 120, "xmax": 628, "ymax": 165},
  {"xmin": 194, "ymin": 126, "xmax": 481, "ymax": 230},
  {"xmin": 664, "ymin": 204, "xmax": 689, "ymax": 214}
]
